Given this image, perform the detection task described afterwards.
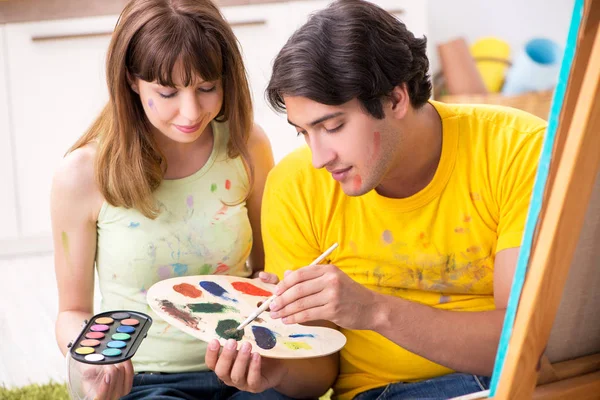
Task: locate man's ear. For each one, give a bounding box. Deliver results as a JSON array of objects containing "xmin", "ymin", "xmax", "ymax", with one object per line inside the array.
[
  {"xmin": 389, "ymin": 84, "xmax": 409, "ymax": 119},
  {"xmin": 126, "ymin": 71, "xmax": 139, "ymax": 94}
]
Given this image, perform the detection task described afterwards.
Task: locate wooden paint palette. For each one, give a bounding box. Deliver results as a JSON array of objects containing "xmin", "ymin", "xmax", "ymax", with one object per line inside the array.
[
  {"xmin": 69, "ymin": 310, "xmax": 152, "ymax": 365},
  {"xmin": 147, "ymin": 276, "xmax": 346, "ymax": 359}
]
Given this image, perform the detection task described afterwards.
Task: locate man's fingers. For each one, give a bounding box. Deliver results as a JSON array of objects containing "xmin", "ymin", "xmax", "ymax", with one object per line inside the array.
[
  {"xmin": 275, "ymin": 264, "xmax": 326, "ymax": 295},
  {"xmin": 270, "ymin": 290, "xmax": 325, "ymax": 319}
]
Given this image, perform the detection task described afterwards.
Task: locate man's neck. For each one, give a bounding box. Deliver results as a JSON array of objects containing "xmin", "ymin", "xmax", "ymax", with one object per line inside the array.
[{"xmin": 376, "ymin": 102, "xmax": 443, "ymax": 199}]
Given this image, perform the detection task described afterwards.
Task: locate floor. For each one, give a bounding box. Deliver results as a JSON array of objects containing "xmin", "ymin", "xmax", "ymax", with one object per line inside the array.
[{"xmin": 0, "ymin": 254, "xmax": 100, "ymax": 388}]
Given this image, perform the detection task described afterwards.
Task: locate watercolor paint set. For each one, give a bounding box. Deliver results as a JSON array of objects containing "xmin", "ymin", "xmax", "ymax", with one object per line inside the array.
[{"xmin": 68, "ymin": 310, "xmax": 152, "ymax": 365}]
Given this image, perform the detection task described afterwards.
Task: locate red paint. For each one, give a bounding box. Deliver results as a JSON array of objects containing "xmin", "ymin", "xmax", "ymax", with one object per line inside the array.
[
  {"xmin": 173, "ymin": 283, "xmax": 202, "ymax": 298},
  {"xmin": 213, "ymin": 205, "xmax": 228, "ymax": 221},
  {"xmin": 225, "ymin": 179, "xmax": 231, "ymax": 190},
  {"xmin": 215, "ymin": 263, "xmax": 229, "ymax": 274},
  {"xmin": 231, "ymin": 281, "xmax": 273, "ymax": 297},
  {"xmin": 353, "ymin": 174, "xmax": 362, "ymax": 191},
  {"xmin": 372, "ymin": 131, "xmax": 381, "ymax": 159}
]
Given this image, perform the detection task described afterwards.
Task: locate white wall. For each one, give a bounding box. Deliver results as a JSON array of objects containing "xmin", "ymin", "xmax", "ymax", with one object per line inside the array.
[{"xmin": 426, "ymin": 0, "xmax": 576, "ymax": 76}]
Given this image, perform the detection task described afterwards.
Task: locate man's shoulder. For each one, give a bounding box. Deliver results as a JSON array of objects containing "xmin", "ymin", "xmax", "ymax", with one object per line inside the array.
[{"xmin": 436, "ymin": 100, "xmax": 547, "ymax": 136}]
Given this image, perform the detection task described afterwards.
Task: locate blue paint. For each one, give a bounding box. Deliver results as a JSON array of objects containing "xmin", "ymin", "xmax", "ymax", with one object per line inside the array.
[
  {"xmin": 199, "ymin": 281, "xmax": 238, "ymax": 303},
  {"xmin": 252, "ymin": 326, "xmax": 276, "ymax": 350},
  {"xmin": 106, "ymin": 340, "xmax": 127, "ymax": 349},
  {"xmin": 489, "ymin": 0, "xmax": 583, "ymax": 395},
  {"xmin": 172, "ymin": 263, "xmax": 188, "ymax": 276},
  {"xmin": 288, "ymin": 334, "xmax": 315, "ymax": 338},
  {"xmin": 128, "ymin": 222, "xmax": 140, "ymax": 228},
  {"xmin": 117, "ymin": 326, "xmax": 135, "ymax": 333}
]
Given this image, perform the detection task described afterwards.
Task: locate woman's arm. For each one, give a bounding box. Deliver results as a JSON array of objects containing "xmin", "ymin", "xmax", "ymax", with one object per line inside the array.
[{"xmin": 51, "ymin": 145, "xmax": 103, "ymax": 353}]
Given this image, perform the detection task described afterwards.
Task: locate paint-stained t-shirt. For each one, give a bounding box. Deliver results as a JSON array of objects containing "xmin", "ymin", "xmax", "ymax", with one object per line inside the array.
[
  {"xmin": 263, "ymin": 101, "xmax": 545, "ymax": 399},
  {"xmin": 96, "ymin": 120, "xmax": 253, "ymax": 373}
]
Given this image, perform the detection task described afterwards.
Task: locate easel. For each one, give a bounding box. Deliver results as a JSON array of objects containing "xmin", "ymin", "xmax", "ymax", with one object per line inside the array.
[{"xmin": 454, "ymin": 0, "xmax": 600, "ymax": 398}]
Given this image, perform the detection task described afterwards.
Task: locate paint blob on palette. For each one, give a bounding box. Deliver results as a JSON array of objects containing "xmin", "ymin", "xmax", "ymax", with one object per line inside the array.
[
  {"xmin": 69, "ymin": 311, "xmax": 152, "ymax": 365},
  {"xmin": 147, "ymin": 276, "xmax": 346, "ymax": 359}
]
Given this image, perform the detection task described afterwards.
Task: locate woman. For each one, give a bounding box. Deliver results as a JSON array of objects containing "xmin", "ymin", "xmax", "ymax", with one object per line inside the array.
[{"xmin": 51, "ymin": 0, "xmax": 281, "ymax": 398}]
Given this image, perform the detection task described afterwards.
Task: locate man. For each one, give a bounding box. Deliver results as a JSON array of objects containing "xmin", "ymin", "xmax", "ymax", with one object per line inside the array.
[{"xmin": 206, "ymin": 1, "xmax": 545, "ymax": 398}]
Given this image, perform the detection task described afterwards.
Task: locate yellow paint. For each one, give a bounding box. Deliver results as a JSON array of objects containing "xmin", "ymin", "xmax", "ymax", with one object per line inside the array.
[
  {"xmin": 283, "ymin": 341, "xmax": 312, "ymax": 350},
  {"xmin": 75, "ymin": 347, "xmax": 95, "ymax": 355}
]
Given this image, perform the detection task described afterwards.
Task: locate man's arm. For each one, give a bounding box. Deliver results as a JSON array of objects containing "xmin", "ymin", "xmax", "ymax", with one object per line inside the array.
[{"xmin": 271, "ymin": 247, "xmax": 519, "ymax": 376}]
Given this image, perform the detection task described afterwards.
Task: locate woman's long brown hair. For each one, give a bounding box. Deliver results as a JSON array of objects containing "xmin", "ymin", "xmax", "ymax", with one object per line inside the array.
[{"xmin": 69, "ymin": 0, "xmax": 254, "ymax": 219}]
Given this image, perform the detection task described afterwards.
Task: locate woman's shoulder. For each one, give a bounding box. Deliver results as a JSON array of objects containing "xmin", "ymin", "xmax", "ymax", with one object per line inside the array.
[{"xmin": 52, "ymin": 143, "xmax": 104, "ymax": 215}]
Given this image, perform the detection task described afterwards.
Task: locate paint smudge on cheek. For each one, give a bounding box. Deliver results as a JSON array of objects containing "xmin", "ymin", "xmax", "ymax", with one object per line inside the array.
[
  {"xmin": 158, "ymin": 299, "xmax": 200, "ymax": 330},
  {"xmin": 231, "ymin": 282, "xmax": 273, "ymax": 297},
  {"xmin": 382, "ymin": 230, "xmax": 393, "ymax": 244},
  {"xmin": 353, "ymin": 174, "xmax": 362, "ymax": 191},
  {"xmin": 188, "ymin": 303, "xmax": 239, "ymax": 313},
  {"xmin": 173, "ymin": 283, "xmax": 202, "ymax": 298},
  {"xmin": 252, "ymin": 326, "xmax": 277, "ymax": 349},
  {"xmin": 199, "ymin": 281, "xmax": 238, "ymax": 303},
  {"xmin": 216, "ymin": 319, "xmax": 244, "ymax": 340},
  {"xmin": 283, "ymin": 341, "xmax": 312, "ymax": 350},
  {"xmin": 148, "ymin": 98, "xmax": 155, "ymax": 111}
]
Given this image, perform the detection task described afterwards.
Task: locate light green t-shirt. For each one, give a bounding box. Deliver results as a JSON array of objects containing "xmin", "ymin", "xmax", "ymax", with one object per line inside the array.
[{"xmin": 96, "ymin": 121, "xmax": 252, "ymax": 372}]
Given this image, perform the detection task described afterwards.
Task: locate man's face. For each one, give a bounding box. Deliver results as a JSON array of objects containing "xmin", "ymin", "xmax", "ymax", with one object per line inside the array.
[{"xmin": 284, "ymin": 96, "xmax": 401, "ymax": 196}]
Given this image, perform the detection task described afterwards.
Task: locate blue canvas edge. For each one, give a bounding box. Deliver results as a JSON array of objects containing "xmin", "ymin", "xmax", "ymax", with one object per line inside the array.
[{"xmin": 489, "ymin": 0, "xmax": 584, "ymax": 395}]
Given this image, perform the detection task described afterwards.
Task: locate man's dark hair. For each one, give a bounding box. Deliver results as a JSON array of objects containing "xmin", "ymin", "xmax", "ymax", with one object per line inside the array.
[{"xmin": 266, "ymin": 0, "xmax": 432, "ymax": 119}]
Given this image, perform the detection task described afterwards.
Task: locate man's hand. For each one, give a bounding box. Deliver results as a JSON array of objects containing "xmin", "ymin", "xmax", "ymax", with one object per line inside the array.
[
  {"xmin": 205, "ymin": 339, "xmax": 289, "ymax": 393},
  {"xmin": 268, "ymin": 264, "xmax": 378, "ymax": 329}
]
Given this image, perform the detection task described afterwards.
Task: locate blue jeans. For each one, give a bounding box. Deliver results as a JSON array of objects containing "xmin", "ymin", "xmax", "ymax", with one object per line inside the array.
[
  {"xmin": 353, "ymin": 373, "xmax": 491, "ymax": 400},
  {"xmin": 120, "ymin": 371, "xmax": 302, "ymax": 400}
]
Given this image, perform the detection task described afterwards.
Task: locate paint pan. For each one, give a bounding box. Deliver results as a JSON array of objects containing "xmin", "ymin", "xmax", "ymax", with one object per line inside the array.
[{"xmin": 68, "ymin": 310, "xmax": 152, "ymax": 365}]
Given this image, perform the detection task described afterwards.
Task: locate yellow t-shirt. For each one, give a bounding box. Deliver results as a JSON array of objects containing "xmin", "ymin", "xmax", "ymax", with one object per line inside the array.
[{"xmin": 262, "ymin": 101, "xmax": 546, "ymax": 399}]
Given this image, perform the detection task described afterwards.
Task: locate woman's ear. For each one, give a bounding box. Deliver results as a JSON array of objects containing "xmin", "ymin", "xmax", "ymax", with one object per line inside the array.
[{"xmin": 126, "ymin": 71, "xmax": 139, "ymax": 94}]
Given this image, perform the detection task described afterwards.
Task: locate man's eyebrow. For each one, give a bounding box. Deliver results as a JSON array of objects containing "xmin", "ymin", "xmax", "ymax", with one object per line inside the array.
[{"xmin": 287, "ymin": 112, "xmax": 345, "ymax": 128}]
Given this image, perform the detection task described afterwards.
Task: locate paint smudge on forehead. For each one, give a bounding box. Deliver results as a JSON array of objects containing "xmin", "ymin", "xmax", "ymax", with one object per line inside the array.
[
  {"xmin": 252, "ymin": 326, "xmax": 277, "ymax": 350},
  {"xmin": 231, "ymin": 282, "xmax": 273, "ymax": 297},
  {"xmin": 158, "ymin": 299, "xmax": 200, "ymax": 330},
  {"xmin": 173, "ymin": 283, "xmax": 202, "ymax": 298},
  {"xmin": 216, "ymin": 319, "xmax": 244, "ymax": 340},
  {"xmin": 188, "ymin": 303, "xmax": 239, "ymax": 314},
  {"xmin": 200, "ymin": 281, "xmax": 238, "ymax": 303}
]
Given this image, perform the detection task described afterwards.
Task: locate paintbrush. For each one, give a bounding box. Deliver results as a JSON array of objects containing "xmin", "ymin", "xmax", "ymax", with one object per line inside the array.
[{"xmin": 225, "ymin": 243, "xmax": 339, "ymax": 337}]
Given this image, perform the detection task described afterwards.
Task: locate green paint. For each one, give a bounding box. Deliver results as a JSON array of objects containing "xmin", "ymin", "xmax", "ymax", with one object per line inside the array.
[
  {"xmin": 199, "ymin": 264, "xmax": 212, "ymax": 275},
  {"xmin": 215, "ymin": 319, "xmax": 244, "ymax": 341},
  {"xmin": 188, "ymin": 303, "xmax": 239, "ymax": 314},
  {"xmin": 210, "ymin": 183, "xmax": 217, "ymax": 192},
  {"xmin": 283, "ymin": 341, "xmax": 312, "ymax": 350}
]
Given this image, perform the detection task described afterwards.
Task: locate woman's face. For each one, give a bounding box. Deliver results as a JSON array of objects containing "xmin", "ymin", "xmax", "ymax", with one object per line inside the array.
[{"xmin": 132, "ymin": 60, "xmax": 224, "ymax": 145}]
